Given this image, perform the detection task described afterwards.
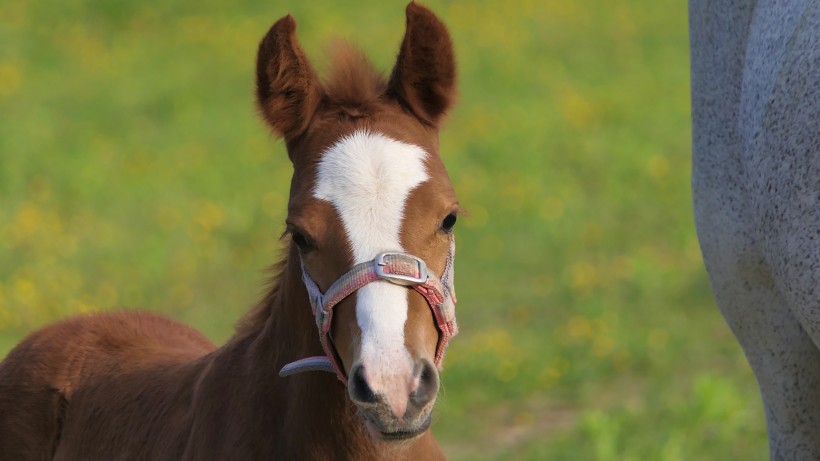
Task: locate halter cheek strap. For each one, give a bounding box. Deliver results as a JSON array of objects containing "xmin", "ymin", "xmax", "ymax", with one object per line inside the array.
[{"xmin": 279, "ymin": 237, "xmax": 458, "ymax": 385}]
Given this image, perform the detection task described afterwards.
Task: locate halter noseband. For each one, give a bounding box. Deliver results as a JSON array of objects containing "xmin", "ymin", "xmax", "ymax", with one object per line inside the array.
[{"xmin": 279, "ymin": 237, "xmax": 458, "ymax": 385}]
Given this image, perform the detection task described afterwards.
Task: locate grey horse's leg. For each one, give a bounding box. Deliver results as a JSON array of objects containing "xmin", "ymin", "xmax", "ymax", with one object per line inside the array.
[
  {"xmin": 695, "ymin": 215, "xmax": 820, "ymax": 458},
  {"xmin": 692, "ymin": 0, "xmax": 820, "ymax": 458},
  {"xmin": 695, "ymin": 126, "xmax": 820, "ymax": 460},
  {"xmin": 744, "ymin": 2, "xmax": 820, "ymax": 457}
]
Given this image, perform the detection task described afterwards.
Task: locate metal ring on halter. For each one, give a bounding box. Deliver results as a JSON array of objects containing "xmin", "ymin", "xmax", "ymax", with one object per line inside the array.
[{"xmin": 374, "ymin": 253, "xmax": 430, "ymax": 286}]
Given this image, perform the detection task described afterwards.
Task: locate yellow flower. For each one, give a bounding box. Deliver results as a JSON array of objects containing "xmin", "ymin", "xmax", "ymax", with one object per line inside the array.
[
  {"xmin": 568, "ymin": 315, "xmax": 594, "ymax": 340},
  {"xmin": 592, "ymin": 335, "xmax": 614, "ymax": 358},
  {"xmin": 495, "ymin": 360, "xmax": 518, "ymax": 382},
  {"xmin": 647, "ymin": 155, "xmax": 670, "ymax": 179},
  {"xmin": 195, "ymin": 201, "xmax": 225, "ymax": 231},
  {"xmin": 0, "ymin": 62, "xmax": 22, "ymax": 97},
  {"xmin": 539, "ymin": 196, "xmax": 564, "ymax": 222},
  {"xmin": 648, "ymin": 329, "xmax": 669, "ymax": 351},
  {"xmin": 569, "ymin": 262, "xmax": 598, "ymax": 291}
]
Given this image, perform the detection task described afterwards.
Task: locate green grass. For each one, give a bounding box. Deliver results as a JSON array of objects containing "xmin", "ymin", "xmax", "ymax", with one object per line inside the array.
[{"xmin": 0, "ymin": 0, "xmax": 768, "ymax": 459}]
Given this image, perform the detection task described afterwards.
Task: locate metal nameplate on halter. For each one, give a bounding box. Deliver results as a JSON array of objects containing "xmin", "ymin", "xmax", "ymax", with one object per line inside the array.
[{"xmin": 374, "ymin": 252, "xmax": 429, "ymax": 286}]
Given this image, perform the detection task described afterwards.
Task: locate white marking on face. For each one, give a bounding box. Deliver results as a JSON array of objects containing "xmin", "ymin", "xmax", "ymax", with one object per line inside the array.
[{"xmin": 314, "ymin": 129, "xmax": 428, "ymax": 382}]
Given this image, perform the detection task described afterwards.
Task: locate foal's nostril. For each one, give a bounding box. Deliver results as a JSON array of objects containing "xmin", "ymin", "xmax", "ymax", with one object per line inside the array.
[
  {"xmin": 349, "ymin": 364, "xmax": 377, "ymax": 404},
  {"xmin": 410, "ymin": 359, "xmax": 439, "ymax": 407}
]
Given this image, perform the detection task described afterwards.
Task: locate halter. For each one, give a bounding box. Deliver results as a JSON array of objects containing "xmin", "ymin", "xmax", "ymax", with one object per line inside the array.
[{"xmin": 279, "ymin": 237, "xmax": 458, "ymax": 385}]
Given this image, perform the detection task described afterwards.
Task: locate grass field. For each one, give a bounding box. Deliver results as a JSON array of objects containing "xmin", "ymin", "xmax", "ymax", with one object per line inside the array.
[{"xmin": 0, "ymin": 1, "xmax": 769, "ymax": 459}]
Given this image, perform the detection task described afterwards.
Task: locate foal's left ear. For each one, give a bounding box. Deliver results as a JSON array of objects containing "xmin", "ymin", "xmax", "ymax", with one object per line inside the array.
[{"xmin": 386, "ymin": 2, "xmax": 457, "ymax": 127}]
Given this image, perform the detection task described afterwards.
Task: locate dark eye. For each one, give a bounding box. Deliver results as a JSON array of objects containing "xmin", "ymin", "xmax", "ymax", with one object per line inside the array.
[
  {"xmin": 441, "ymin": 213, "xmax": 457, "ymax": 233},
  {"xmin": 291, "ymin": 231, "xmax": 313, "ymax": 251}
]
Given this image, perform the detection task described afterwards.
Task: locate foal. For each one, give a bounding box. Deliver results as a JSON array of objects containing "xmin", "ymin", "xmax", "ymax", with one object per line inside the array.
[{"xmin": 0, "ymin": 3, "xmax": 460, "ymax": 460}]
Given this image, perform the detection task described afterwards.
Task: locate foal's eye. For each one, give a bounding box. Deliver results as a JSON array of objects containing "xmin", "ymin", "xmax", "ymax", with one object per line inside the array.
[
  {"xmin": 441, "ymin": 213, "xmax": 457, "ymax": 233},
  {"xmin": 291, "ymin": 232, "xmax": 313, "ymax": 251}
]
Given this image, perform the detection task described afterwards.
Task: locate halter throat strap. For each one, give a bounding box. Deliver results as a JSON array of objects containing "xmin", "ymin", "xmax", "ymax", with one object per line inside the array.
[{"xmin": 279, "ymin": 238, "xmax": 458, "ymax": 385}]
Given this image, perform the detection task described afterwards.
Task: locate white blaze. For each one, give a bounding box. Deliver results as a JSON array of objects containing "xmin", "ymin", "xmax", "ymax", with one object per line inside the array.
[{"xmin": 313, "ymin": 129, "xmax": 429, "ymax": 384}]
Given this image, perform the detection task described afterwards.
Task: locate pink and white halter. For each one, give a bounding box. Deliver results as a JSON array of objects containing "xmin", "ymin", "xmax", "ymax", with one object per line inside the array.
[{"xmin": 280, "ymin": 237, "xmax": 458, "ymax": 385}]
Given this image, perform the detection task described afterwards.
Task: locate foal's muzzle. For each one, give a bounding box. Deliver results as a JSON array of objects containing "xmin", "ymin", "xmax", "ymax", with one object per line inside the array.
[{"xmin": 349, "ymin": 358, "xmax": 439, "ymax": 437}]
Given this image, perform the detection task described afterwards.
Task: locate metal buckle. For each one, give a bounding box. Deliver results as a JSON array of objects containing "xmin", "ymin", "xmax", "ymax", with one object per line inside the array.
[{"xmin": 374, "ymin": 252, "xmax": 429, "ymax": 286}]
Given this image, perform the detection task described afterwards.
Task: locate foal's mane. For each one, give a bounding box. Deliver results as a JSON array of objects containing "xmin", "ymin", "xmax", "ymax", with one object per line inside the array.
[
  {"xmin": 321, "ymin": 41, "xmax": 387, "ymax": 109},
  {"xmin": 236, "ymin": 42, "xmax": 387, "ymax": 337},
  {"xmin": 234, "ymin": 251, "xmax": 288, "ymax": 337}
]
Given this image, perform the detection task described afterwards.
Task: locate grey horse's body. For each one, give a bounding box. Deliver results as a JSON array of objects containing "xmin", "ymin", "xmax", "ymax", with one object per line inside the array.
[{"xmin": 691, "ymin": 1, "xmax": 820, "ymax": 458}]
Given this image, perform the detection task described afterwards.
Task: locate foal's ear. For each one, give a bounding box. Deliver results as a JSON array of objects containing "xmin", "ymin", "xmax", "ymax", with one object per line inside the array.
[
  {"xmin": 256, "ymin": 15, "xmax": 323, "ymax": 141},
  {"xmin": 386, "ymin": 2, "xmax": 457, "ymax": 127}
]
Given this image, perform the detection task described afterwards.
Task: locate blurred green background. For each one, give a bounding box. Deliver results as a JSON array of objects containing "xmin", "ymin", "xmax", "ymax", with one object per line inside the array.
[{"xmin": 0, "ymin": 0, "xmax": 768, "ymax": 459}]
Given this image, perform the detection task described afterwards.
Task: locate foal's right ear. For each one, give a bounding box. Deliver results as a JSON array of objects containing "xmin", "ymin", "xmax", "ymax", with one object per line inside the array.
[{"xmin": 256, "ymin": 15, "xmax": 323, "ymax": 142}]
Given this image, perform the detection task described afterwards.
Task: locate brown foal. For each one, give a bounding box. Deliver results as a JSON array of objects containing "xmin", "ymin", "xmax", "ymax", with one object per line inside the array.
[{"xmin": 0, "ymin": 2, "xmax": 460, "ymax": 460}]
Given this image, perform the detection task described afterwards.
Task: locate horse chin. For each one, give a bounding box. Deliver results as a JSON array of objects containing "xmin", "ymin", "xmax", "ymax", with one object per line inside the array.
[{"xmin": 363, "ymin": 414, "xmax": 432, "ymax": 443}]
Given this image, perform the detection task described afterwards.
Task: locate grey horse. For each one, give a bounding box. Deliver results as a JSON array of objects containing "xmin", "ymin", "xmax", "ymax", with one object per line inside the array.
[{"xmin": 691, "ymin": 1, "xmax": 820, "ymax": 458}]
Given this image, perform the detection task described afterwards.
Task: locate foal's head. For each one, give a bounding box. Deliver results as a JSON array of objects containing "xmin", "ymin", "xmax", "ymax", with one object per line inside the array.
[{"xmin": 256, "ymin": 2, "xmax": 458, "ymax": 440}]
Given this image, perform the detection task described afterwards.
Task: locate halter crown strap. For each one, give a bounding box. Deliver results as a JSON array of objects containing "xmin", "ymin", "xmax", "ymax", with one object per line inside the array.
[{"xmin": 279, "ymin": 237, "xmax": 458, "ymax": 385}]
